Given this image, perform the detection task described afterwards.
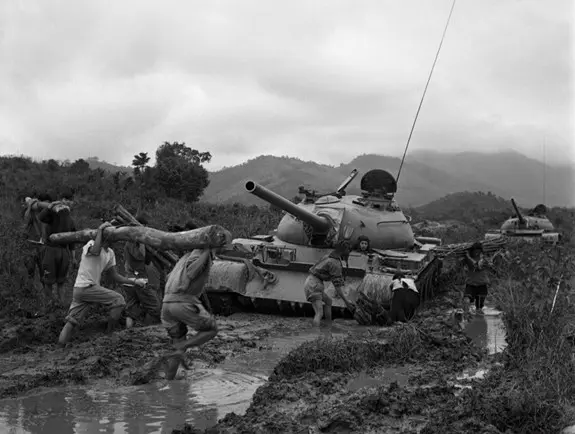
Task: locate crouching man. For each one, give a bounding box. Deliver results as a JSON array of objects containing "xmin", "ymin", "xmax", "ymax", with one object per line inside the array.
[
  {"xmin": 58, "ymin": 222, "xmax": 146, "ymax": 346},
  {"xmin": 161, "ymin": 229, "xmax": 233, "ymax": 380},
  {"xmin": 388, "ymin": 272, "xmax": 420, "ymax": 324},
  {"xmin": 304, "ymin": 240, "xmax": 355, "ymax": 328}
]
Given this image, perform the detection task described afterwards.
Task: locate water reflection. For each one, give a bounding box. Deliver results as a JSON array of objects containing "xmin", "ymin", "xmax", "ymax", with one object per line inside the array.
[{"xmin": 464, "ymin": 308, "xmax": 507, "ymax": 354}]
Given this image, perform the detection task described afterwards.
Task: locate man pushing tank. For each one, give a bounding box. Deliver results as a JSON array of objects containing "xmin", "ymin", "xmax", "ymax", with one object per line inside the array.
[{"xmin": 304, "ymin": 240, "xmax": 356, "ymax": 328}]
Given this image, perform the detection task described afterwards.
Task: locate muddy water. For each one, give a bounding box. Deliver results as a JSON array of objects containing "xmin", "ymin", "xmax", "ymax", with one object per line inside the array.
[
  {"xmin": 463, "ymin": 306, "xmax": 507, "ymax": 354},
  {"xmin": 0, "ymin": 323, "xmax": 359, "ymax": 434}
]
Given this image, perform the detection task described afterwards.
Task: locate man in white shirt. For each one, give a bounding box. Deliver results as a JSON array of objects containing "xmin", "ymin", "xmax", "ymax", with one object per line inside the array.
[
  {"xmin": 57, "ymin": 221, "xmax": 146, "ymax": 346},
  {"xmin": 388, "ymin": 272, "xmax": 420, "ymax": 324}
]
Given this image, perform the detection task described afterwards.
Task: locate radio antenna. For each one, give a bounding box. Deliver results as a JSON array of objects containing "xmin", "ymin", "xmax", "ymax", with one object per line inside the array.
[{"xmin": 396, "ymin": 0, "xmax": 457, "ymax": 185}]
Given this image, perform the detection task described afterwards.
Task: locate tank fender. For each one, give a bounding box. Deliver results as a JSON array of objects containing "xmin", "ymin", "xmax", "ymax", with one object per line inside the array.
[{"xmin": 207, "ymin": 259, "xmax": 278, "ymax": 295}]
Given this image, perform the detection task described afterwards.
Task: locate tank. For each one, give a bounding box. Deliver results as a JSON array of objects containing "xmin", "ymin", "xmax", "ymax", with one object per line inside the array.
[
  {"xmin": 204, "ymin": 169, "xmax": 444, "ymax": 319},
  {"xmin": 484, "ymin": 198, "xmax": 560, "ymax": 245}
]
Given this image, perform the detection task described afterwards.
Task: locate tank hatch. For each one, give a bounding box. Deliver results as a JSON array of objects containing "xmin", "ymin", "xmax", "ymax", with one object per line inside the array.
[{"xmin": 360, "ymin": 169, "xmax": 397, "ymax": 198}]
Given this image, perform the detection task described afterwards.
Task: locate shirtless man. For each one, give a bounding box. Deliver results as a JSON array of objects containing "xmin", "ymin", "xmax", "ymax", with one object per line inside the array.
[{"xmin": 58, "ymin": 222, "xmax": 146, "ymax": 346}]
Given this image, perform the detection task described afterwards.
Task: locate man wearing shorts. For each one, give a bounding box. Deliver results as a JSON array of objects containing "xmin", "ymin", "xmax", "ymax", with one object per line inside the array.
[
  {"xmin": 58, "ymin": 222, "xmax": 146, "ymax": 346},
  {"xmin": 36, "ymin": 194, "xmax": 78, "ymax": 305},
  {"xmin": 304, "ymin": 240, "xmax": 355, "ymax": 328},
  {"xmin": 161, "ymin": 228, "xmax": 232, "ymax": 380}
]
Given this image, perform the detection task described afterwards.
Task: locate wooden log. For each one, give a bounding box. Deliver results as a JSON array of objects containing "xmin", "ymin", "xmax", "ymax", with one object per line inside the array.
[
  {"xmin": 49, "ymin": 225, "xmax": 232, "ymax": 251},
  {"xmin": 113, "ymin": 204, "xmax": 179, "ymax": 263}
]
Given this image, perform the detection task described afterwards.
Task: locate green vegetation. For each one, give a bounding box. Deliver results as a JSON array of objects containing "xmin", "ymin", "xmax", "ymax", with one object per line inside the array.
[{"xmin": 0, "ymin": 148, "xmax": 282, "ymax": 319}]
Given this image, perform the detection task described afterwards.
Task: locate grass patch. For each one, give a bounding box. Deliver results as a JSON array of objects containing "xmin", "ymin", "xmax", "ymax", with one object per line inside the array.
[
  {"xmin": 425, "ymin": 240, "xmax": 575, "ymax": 434},
  {"xmin": 270, "ymin": 315, "xmax": 479, "ymax": 381}
]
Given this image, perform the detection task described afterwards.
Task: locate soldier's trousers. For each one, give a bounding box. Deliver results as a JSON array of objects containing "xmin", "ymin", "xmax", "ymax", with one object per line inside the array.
[
  {"xmin": 123, "ymin": 284, "xmax": 161, "ymax": 320},
  {"xmin": 389, "ymin": 287, "xmax": 420, "ymax": 323}
]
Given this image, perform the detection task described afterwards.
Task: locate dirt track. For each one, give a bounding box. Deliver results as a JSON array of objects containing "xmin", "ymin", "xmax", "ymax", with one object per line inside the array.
[{"xmin": 0, "ymin": 311, "xmax": 312, "ymax": 400}]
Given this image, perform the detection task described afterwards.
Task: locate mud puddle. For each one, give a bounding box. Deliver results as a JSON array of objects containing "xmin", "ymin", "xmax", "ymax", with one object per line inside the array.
[
  {"xmin": 463, "ymin": 306, "xmax": 507, "ymax": 354},
  {"xmin": 0, "ymin": 321, "xmax": 362, "ymax": 433}
]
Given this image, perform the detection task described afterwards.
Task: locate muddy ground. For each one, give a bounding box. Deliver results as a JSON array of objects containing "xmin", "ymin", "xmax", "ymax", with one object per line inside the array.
[
  {"xmin": 0, "ymin": 307, "xmax": 313, "ymax": 400},
  {"xmin": 172, "ymin": 290, "xmax": 509, "ymax": 434},
  {"xmin": 0, "ymin": 287, "xmax": 509, "ymax": 434}
]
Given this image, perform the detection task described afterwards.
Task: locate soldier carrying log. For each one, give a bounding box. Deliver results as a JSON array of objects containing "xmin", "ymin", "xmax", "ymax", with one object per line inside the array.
[
  {"xmin": 161, "ymin": 225, "xmax": 233, "ymax": 380},
  {"xmin": 23, "ymin": 193, "xmax": 78, "ymax": 305},
  {"xmin": 57, "ymin": 222, "xmax": 147, "ymax": 347},
  {"xmin": 123, "ymin": 213, "xmax": 162, "ymax": 328}
]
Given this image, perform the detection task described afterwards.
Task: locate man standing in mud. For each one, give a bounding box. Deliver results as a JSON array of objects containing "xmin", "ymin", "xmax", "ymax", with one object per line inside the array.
[
  {"xmin": 123, "ymin": 213, "xmax": 162, "ymax": 328},
  {"xmin": 304, "ymin": 240, "xmax": 355, "ymax": 328},
  {"xmin": 35, "ymin": 192, "xmax": 78, "ymax": 305},
  {"xmin": 21, "ymin": 193, "xmax": 51, "ymax": 282},
  {"xmin": 463, "ymin": 242, "xmax": 491, "ymax": 314},
  {"xmin": 160, "ymin": 228, "xmax": 232, "ymax": 380},
  {"xmin": 58, "ymin": 221, "xmax": 147, "ymax": 347}
]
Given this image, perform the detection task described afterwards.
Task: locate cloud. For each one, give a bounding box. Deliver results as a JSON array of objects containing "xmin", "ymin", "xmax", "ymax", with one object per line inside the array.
[{"xmin": 0, "ymin": 0, "xmax": 573, "ymax": 170}]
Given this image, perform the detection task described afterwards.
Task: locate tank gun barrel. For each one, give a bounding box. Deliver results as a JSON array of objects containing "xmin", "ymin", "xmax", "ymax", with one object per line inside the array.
[
  {"xmin": 511, "ymin": 198, "xmax": 526, "ymax": 225},
  {"xmin": 245, "ymin": 181, "xmax": 331, "ymax": 232}
]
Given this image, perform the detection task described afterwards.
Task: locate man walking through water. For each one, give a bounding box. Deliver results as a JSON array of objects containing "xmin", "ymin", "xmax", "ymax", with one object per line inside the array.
[
  {"xmin": 304, "ymin": 240, "xmax": 355, "ymax": 328},
  {"xmin": 161, "ymin": 228, "xmax": 233, "ymax": 380},
  {"xmin": 58, "ymin": 222, "xmax": 147, "ymax": 346},
  {"xmin": 464, "ymin": 242, "xmax": 491, "ymax": 314}
]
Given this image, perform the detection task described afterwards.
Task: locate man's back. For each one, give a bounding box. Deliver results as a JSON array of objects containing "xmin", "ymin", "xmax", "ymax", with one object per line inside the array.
[{"xmin": 164, "ymin": 249, "xmax": 212, "ymax": 303}]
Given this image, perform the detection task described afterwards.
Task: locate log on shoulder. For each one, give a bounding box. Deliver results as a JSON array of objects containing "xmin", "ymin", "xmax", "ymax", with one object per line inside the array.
[{"xmin": 49, "ymin": 225, "xmax": 233, "ymax": 251}]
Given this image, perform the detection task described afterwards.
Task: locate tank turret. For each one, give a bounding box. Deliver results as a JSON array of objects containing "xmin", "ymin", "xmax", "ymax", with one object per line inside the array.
[
  {"xmin": 245, "ymin": 169, "xmax": 416, "ymax": 250},
  {"xmin": 485, "ymin": 197, "xmax": 558, "ymax": 244}
]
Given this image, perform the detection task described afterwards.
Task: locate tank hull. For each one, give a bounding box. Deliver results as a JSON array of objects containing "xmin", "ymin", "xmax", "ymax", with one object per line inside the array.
[
  {"xmin": 204, "ymin": 236, "xmax": 443, "ymax": 318},
  {"xmin": 485, "ymin": 230, "xmax": 560, "ymax": 245}
]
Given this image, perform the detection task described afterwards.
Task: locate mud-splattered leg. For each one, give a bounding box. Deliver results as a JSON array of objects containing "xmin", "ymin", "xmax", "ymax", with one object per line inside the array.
[
  {"xmin": 56, "ymin": 283, "xmax": 67, "ymax": 305},
  {"xmin": 165, "ymin": 330, "xmax": 217, "ymax": 380},
  {"xmin": 58, "ymin": 322, "xmax": 75, "ymax": 346},
  {"xmin": 106, "ymin": 306, "xmax": 124, "ymax": 333},
  {"xmin": 311, "ymin": 300, "xmax": 323, "ymax": 327},
  {"xmin": 322, "ymin": 293, "xmax": 332, "ymax": 325}
]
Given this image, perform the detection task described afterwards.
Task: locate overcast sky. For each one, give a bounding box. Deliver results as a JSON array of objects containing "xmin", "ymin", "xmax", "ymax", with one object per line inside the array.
[{"xmin": 1, "ymin": 0, "xmax": 573, "ymax": 170}]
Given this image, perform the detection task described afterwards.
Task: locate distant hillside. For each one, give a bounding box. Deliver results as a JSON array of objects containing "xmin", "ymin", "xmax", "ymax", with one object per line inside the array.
[
  {"xmin": 85, "ymin": 157, "xmax": 132, "ymax": 174},
  {"xmin": 409, "ymin": 149, "xmax": 572, "ymax": 208},
  {"xmin": 202, "ymin": 151, "xmax": 574, "ymax": 207}
]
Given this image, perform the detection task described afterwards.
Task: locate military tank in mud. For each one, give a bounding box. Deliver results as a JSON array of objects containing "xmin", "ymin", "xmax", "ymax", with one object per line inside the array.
[
  {"xmin": 204, "ymin": 169, "xmax": 445, "ymax": 320},
  {"xmin": 484, "ymin": 198, "xmax": 560, "ymax": 245}
]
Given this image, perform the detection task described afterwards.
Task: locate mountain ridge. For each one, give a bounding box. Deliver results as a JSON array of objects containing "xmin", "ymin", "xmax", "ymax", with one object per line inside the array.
[{"xmin": 84, "ymin": 150, "xmax": 574, "ymax": 208}]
